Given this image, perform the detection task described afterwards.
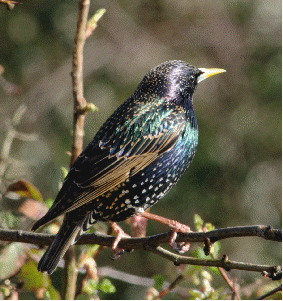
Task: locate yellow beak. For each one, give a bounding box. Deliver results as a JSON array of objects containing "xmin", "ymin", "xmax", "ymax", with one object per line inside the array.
[{"xmin": 198, "ymin": 68, "xmax": 226, "ymax": 83}]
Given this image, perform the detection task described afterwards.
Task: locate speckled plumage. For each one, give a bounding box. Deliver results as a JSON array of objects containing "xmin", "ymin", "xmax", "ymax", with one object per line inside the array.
[{"xmin": 32, "ymin": 60, "xmax": 225, "ymax": 274}]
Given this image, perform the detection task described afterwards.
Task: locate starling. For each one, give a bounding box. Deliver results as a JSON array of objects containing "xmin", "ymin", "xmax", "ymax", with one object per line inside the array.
[{"xmin": 32, "ymin": 60, "xmax": 225, "ymax": 274}]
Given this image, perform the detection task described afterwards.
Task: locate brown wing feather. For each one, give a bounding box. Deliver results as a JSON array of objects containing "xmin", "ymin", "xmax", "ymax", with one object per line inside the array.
[{"xmin": 63, "ymin": 121, "xmax": 184, "ymax": 212}]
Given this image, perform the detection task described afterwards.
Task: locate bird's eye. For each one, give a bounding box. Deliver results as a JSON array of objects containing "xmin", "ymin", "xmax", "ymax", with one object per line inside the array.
[{"xmin": 189, "ymin": 75, "xmax": 195, "ymax": 83}]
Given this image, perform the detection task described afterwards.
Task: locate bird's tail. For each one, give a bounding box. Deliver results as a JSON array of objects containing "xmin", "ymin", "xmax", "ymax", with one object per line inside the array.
[{"xmin": 38, "ymin": 213, "xmax": 87, "ymax": 274}]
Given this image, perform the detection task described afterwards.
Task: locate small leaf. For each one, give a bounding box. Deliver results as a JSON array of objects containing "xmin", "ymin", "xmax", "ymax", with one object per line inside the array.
[
  {"xmin": 194, "ymin": 214, "xmax": 203, "ymax": 232},
  {"xmin": 99, "ymin": 278, "xmax": 116, "ymax": 294},
  {"xmin": 60, "ymin": 167, "xmax": 68, "ymax": 180},
  {"xmin": 87, "ymin": 103, "xmax": 99, "ymax": 112},
  {"xmin": 85, "ymin": 8, "xmax": 106, "ymax": 37},
  {"xmin": 192, "ymin": 247, "xmax": 206, "ymax": 259},
  {"xmin": 19, "ymin": 260, "xmax": 60, "ymax": 299},
  {"xmin": 46, "ymin": 284, "xmax": 61, "ymax": 300},
  {"xmin": 19, "ymin": 260, "xmax": 46, "ymax": 290},
  {"xmin": 7, "ymin": 180, "xmax": 43, "ymax": 201},
  {"xmin": 204, "ymin": 222, "xmax": 215, "ymax": 232},
  {"xmin": 153, "ymin": 274, "xmax": 165, "ymax": 290},
  {"xmin": 0, "ymin": 211, "xmax": 20, "ymax": 229},
  {"xmin": 45, "ymin": 199, "xmax": 54, "ymax": 209},
  {"xmin": 90, "ymin": 8, "xmax": 106, "ymax": 24},
  {"xmin": 207, "ymin": 266, "xmax": 220, "ymax": 275},
  {"xmin": 210, "ymin": 241, "xmax": 221, "ymax": 257},
  {"xmin": 83, "ymin": 279, "xmax": 98, "ymax": 295}
]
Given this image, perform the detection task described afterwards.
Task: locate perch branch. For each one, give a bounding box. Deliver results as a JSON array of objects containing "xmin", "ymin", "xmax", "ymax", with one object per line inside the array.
[
  {"xmin": 0, "ymin": 225, "xmax": 281, "ymax": 277},
  {"xmin": 0, "ymin": 225, "xmax": 280, "ymax": 247}
]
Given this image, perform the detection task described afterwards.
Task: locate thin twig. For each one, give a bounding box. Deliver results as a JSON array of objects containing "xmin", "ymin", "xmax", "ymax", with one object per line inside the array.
[
  {"xmin": 63, "ymin": 0, "xmax": 90, "ymax": 299},
  {"xmin": 218, "ymin": 267, "xmax": 241, "ymax": 299},
  {"xmin": 147, "ymin": 246, "xmax": 280, "ymax": 275},
  {"xmin": 70, "ymin": 0, "xmax": 90, "ymax": 166},
  {"xmin": 154, "ymin": 275, "xmax": 184, "ymax": 299},
  {"xmin": 257, "ymin": 284, "xmax": 282, "ymax": 300}
]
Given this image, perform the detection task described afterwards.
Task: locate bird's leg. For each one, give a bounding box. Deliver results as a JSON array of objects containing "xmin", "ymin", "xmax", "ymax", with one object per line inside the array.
[
  {"xmin": 108, "ymin": 221, "xmax": 130, "ymax": 259},
  {"xmin": 137, "ymin": 211, "xmax": 191, "ymax": 253}
]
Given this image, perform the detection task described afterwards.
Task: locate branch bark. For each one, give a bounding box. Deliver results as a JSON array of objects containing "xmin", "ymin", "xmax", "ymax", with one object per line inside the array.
[
  {"xmin": 70, "ymin": 0, "xmax": 90, "ymax": 166},
  {"xmin": 0, "ymin": 225, "xmax": 281, "ymax": 277},
  {"xmin": 0, "ymin": 225, "xmax": 280, "ymax": 247},
  {"xmin": 147, "ymin": 246, "xmax": 280, "ymax": 275},
  {"xmin": 64, "ymin": 0, "xmax": 90, "ymax": 299}
]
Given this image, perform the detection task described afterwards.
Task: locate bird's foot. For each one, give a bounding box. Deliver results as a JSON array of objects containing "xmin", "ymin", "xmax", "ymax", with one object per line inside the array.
[
  {"xmin": 138, "ymin": 211, "xmax": 191, "ymax": 253},
  {"xmin": 169, "ymin": 225, "xmax": 191, "ymax": 254},
  {"xmin": 108, "ymin": 221, "xmax": 131, "ymax": 259}
]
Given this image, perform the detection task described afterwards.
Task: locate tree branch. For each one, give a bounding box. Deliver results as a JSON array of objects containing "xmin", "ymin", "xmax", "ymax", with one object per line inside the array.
[
  {"xmin": 70, "ymin": 0, "xmax": 90, "ymax": 166},
  {"xmin": 257, "ymin": 284, "xmax": 282, "ymax": 300},
  {"xmin": 0, "ymin": 225, "xmax": 280, "ymax": 247},
  {"xmin": 217, "ymin": 267, "xmax": 241, "ymax": 300},
  {"xmin": 154, "ymin": 275, "xmax": 184, "ymax": 299},
  {"xmin": 0, "ymin": 225, "xmax": 281, "ymax": 276},
  {"xmin": 64, "ymin": 0, "xmax": 90, "ymax": 299},
  {"xmin": 147, "ymin": 246, "xmax": 280, "ymax": 275}
]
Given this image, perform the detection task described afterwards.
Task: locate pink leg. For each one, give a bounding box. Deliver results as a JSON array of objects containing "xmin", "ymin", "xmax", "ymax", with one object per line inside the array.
[
  {"xmin": 108, "ymin": 221, "xmax": 130, "ymax": 258},
  {"xmin": 138, "ymin": 211, "xmax": 191, "ymax": 253}
]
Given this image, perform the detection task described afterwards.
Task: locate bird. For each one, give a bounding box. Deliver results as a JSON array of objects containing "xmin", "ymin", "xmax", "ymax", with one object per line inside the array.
[{"xmin": 32, "ymin": 60, "xmax": 225, "ymax": 274}]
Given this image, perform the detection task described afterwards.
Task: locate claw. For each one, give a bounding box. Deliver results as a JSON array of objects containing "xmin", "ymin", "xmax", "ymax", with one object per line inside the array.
[
  {"xmin": 137, "ymin": 211, "xmax": 191, "ymax": 253},
  {"xmin": 111, "ymin": 248, "xmax": 125, "ymax": 260},
  {"xmin": 169, "ymin": 225, "xmax": 191, "ymax": 253},
  {"xmin": 108, "ymin": 221, "xmax": 131, "ymax": 258}
]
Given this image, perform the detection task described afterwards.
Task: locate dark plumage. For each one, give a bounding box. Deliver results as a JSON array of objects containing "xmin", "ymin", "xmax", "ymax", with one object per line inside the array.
[{"xmin": 32, "ymin": 60, "xmax": 225, "ymax": 274}]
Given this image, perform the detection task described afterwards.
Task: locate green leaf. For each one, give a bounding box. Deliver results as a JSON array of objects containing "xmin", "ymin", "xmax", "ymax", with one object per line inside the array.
[
  {"xmin": 87, "ymin": 9, "xmax": 106, "ymax": 28},
  {"xmin": 153, "ymin": 274, "xmax": 165, "ymax": 290},
  {"xmin": 204, "ymin": 222, "xmax": 215, "ymax": 232},
  {"xmin": 60, "ymin": 167, "xmax": 68, "ymax": 180},
  {"xmin": 46, "ymin": 284, "xmax": 61, "ymax": 300},
  {"xmin": 19, "ymin": 261, "xmax": 60, "ymax": 299},
  {"xmin": 192, "ymin": 247, "xmax": 206, "ymax": 259},
  {"xmin": 45, "ymin": 199, "xmax": 54, "ymax": 209},
  {"xmin": 83, "ymin": 279, "xmax": 98, "ymax": 295},
  {"xmin": 211, "ymin": 241, "xmax": 221, "ymax": 257},
  {"xmin": 194, "ymin": 214, "xmax": 203, "ymax": 232},
  {"xmin": 207, "ymin": 266, "xmax": 220, "ymax": 275},
  {"xmin": 84, "ymin": 244, "xmax": 100, "ymax": 258},
  {"xmin": 87, "ymin": 103, "xmax": 99, "ymax": 112},
  {"xmin": 99, "ymin": 278, "xmax": 116, "ymax": 294},
  {"xmin": 20, "ymin": 260, "xmax": 46, "ymax": 290},
  {"xmin": 0, "ymin": 211, "xmax": 19, "ymax": 229}
]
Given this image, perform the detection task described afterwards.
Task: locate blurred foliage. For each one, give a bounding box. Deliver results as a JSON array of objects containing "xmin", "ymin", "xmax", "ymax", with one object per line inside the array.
[{"xmin": 0, "ymin": 0, "xmax": 281, "ymax": 299}]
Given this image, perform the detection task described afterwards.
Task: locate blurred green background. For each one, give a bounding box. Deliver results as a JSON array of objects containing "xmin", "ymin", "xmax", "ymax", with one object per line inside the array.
[{"xmin": 0, "ymin": 0, "xmax": 281, "ymax": 299}]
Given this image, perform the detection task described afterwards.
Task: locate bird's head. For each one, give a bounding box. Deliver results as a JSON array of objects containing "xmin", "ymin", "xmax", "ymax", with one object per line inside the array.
[{"xmin": 134, "ymin": 60, "xmax": 225, "ymax": 109}]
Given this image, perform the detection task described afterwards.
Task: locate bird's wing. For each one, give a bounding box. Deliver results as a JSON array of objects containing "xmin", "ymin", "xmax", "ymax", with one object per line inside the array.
[{"xmin": 51, "ymin": 101, "xmax": 187, "ymax": 215}]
